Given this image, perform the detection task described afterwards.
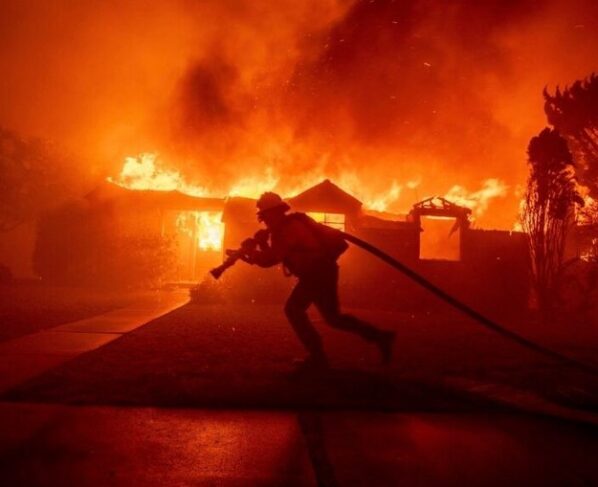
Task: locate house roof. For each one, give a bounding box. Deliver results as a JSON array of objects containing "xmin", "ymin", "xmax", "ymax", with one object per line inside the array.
[
  {"xmin": 288, "ymin": 179, "xmax": 362, "ymax": 214},
  {"xmin": 358, "ymin": 213, "xmax": 415, "ymax": 230},
  {"xmin": 89, "ymin": 179, "xmax": 364, "ymax": 216},
  {"xmin": 409, "ymin": 197, "xmax": 472, "ymax": 219},
  {"xmin": 87, "ymin": 181, "xmax": 225, "ymax": 211},
  {"xmin": 222, "ymin": 197, "xmax": 258, "ymax": 223}
]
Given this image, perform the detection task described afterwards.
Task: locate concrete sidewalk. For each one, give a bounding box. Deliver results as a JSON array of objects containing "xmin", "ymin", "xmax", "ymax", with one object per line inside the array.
[{"xmin": 0, "ymin": 291, "xmax": 188, "ymax": 393}]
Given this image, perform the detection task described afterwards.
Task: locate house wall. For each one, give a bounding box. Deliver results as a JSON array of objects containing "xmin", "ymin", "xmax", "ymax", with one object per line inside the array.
[
  {"xmin": 219, "ymin": 207, "xmax": 530, "ymax": 315},
  {"xmin": 341, "ymin": 226, "xmax": 529, "ymax": 316}
]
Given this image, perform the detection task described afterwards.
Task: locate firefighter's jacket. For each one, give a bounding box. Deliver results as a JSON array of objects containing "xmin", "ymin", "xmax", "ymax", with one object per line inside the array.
[{"xmin": 249, "ymin": 213, "xmax": 333, "ymax": 277}]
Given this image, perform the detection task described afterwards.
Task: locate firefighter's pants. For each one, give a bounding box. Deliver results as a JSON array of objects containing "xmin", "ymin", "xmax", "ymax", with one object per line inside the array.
[{"xmin": 284, "ymin": 264, "xmax": 383, "ymax": 357}]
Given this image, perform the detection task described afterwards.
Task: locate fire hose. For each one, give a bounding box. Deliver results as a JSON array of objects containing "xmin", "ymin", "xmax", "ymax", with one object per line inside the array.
[
  {"xmin": 210, "ymin": 230, "xmax": 598, "ymax": 377},
  {"xmin": 341, "ymin": 232, "xmax": 598, "ymax": 377}
]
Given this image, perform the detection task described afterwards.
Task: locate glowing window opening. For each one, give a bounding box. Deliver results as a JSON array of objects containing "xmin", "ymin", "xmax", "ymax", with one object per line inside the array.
[
  {"xmin": 307, "ymin": 212, "xmax": 346, "ymax": 231},
  {"xmin": 176, "ymin": 211, "xmax": 224, "ymax": 251},
  {"xmin": 419, "ymin": 215, "xmax": 460, "ymax": 261}
]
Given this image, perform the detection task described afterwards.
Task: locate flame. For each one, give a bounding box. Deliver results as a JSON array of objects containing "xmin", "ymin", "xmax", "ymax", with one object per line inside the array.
[
  {"xmin": 333, "ymin": 173, "xmax": 404, "ymax": 213},
  {"xmin": 109, "ymin": 153, "xmax": 509, "ymax": 225},
  {"xmin": 443, "ymin": 179, "xmax": 508, "ymax": 219},
  {"xmin": 176, "ymin": 210, "xmax": 223, "ymax": 251},
  {"xmin": 577, "ymin": 187, "xmax": 598, "ymax": 225},
  {"xmin": 108, "ymin": 152, "xmax": 210, "ymax": 197},
  {"xmin": 111, "ymin": 152, "xmax": 281, "ymax": 200},
  {"xmin": 197, "ymin": 212, "xmax": 224, "ymax": 250},
  {"xmin": 228, "ymin": 167, "xmax": 279, "ymax": 198},
  {"xmin": 359, "ymin": 181, "xmax": 402, "ymax": 213}
]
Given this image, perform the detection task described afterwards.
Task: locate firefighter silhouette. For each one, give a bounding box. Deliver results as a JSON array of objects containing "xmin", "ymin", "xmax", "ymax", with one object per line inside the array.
[{"xmin": 243, "ymin": 192, "xmax": 395, "ymax": 371}]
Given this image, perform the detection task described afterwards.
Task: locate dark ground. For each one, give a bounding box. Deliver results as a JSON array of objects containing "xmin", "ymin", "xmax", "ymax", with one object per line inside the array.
[
  {"xmin": 5, "ymin": 303, "xmax": 598, "ymax": 412},
  {"xmin": 0, "ymin": 282, "xmax": 154, "ymax": 342},
  {"xmin": 2, "ymin": 404, "xmax": 598, "ymax": 487},
  {"xmin": 2, "ymin": 301, "xmax": 598, "ymax": 486}
]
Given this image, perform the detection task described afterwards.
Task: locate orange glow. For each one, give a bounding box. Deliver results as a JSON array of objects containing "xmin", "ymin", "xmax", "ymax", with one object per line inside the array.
[
  {"xmin": 3, "ymin": 1, "xmax": 598, "ymax": 235},
  {"xmin": 108, "ymin": 153, "xmax": 210, "ymax": 197},
  {"xmin": 228, "ymin": 168, "xmax": 279, "ymax": 199},
  {"xmin": 443, "ymin": 179, "xmax": 508, "ymax": 220},
  {"xmin": 176, "ymin": 210, "xmax": 224, "ymax": 251},
  {"xmin": 109, "ymin": 154, "xmax": 409, "ymax": 213},
  {"xmin": 197, "ymin": 212, "xmax": 224, "ymax": 251},
  {"xmin": 419, "ymin": 216, "xmax": 461, "ymax": 261},
  {"xmin": 307, "ymin": 212, "xmax": 346, "ymax": 231},
  {"xmin": 109, "ymin": 153, "xmax": 510, "ymax": 224},
  {"xmin": 577, "ymin": 187, "xmax": 598, "ymax": 225},
  {"xmin": 360, "ymin": 181, "xmax": 402, "ymax": 213}
]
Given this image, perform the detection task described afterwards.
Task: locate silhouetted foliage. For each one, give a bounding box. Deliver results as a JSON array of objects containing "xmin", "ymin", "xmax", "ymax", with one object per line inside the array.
[
  {"xmin": 34, "ymin": 201, "xmax": 176, "ymax": 289},
  {"xmin": 0, "ymin": 127, "xmax": 77, "ymax": 232},
  {"xmin": 522, "ymin": 128, "xmax": 583, "ymax": 321},
  {"xmin": 558, "ymin": 258, "xmax": 598, "ymax": 325},
  {"xmin": 544, "ymin": 73, "xmax": 598, "ymax": 199}
]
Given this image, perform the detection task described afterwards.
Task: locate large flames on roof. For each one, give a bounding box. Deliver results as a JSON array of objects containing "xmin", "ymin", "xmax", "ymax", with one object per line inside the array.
[
  {"xmin": 107, "ymin": 153, "xmax": 210, "ymax": 197},
  {"xmin": 108, "ymin": 152, "xmax": 509, "ymax": 222}
]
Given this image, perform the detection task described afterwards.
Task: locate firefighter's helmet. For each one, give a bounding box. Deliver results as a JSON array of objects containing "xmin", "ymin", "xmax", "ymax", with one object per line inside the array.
[{"xmin": 256, "ymin": 192, "xmax": 290, "ymax": 219}]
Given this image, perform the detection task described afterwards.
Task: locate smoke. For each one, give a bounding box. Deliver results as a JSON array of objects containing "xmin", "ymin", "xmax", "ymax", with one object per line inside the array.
[{"xmin": 1, "ymin": 0, "xmax": 597, "ymax": 227}]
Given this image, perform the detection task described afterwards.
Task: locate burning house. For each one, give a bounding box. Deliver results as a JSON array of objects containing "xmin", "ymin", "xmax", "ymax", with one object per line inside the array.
[
  {"xmin": 34, "ymin": 176, "xmax": 530, "ymax": 314},
  {"xmin": 34, "ymin": 181, "xmax": 225, "ymax": 286},
  {"xmin": 342, "ymin": 193, "xmax": 529, "ymax": 314}
]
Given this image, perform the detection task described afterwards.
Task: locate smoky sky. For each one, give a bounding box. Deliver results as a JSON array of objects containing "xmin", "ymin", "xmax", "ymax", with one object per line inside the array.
[{"xmin": 1, "ymin": 0, "xmax": 597, "ymax": 227}]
